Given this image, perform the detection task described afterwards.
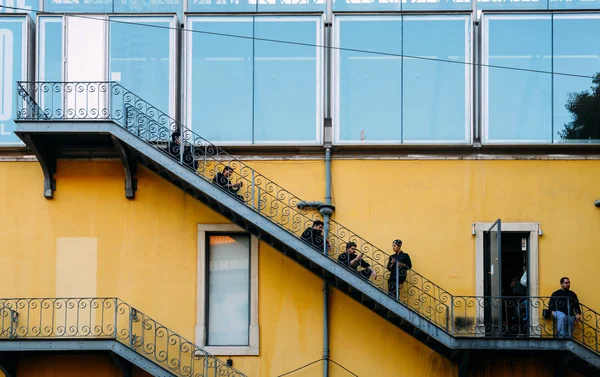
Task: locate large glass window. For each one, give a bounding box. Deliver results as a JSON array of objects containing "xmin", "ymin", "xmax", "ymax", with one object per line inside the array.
[
  {"xmin": 0, "ymin": 17, "xmax": 27, "ymax": 146},
  {"xmin": 187, "ymin": 0, "xmax": 324, "ymax": 13},
  {"xmin": 44, "ymin": 0, "xmax": 183, "ymax": 17},
  {"xmin": 109, "ymin": 16, "xmax": 176, "ymax": 118},
  {"xmin": 37, "ymin": 17, "xmax": 63, "ymax": 118},
  {"xmin": 206, "ymin": 233, "xmax": 251, "ymax": 347},
  {"xmin": 335, "ymin": 15, "xmax": 470, "ymax": 144},
  {"xmin": 403, "ymin": 16, "xmax": 470, "ymax": 142},
  {"xmin": 332, "ymin": 0, "xmax": 470, "ymax": 12},
  {"xmin": 186, "ymin": 16, "xmax": 321, "ymax": 145},
  {"xmin": 484, "ymin": 15, "xmax": 552, "ymax": 143},
  {"xmin": 553, "ymin": 15, "xmax": 600, "ymax": 143}
]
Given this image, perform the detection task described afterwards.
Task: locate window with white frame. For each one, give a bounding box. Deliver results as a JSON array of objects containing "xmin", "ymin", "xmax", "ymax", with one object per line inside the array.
[{"xmin": 196, "ymin": 224, "xmax": 259, "ymax": 355}]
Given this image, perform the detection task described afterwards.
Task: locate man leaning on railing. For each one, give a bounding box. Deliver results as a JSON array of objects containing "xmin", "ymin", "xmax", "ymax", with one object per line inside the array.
[
  {"xmin": 548, "ymin": 277, "xmax": 581, "ymax": 339},
  {"xmin": 337, "ymin": 241, "xmax": 376, "ymax": 280}
]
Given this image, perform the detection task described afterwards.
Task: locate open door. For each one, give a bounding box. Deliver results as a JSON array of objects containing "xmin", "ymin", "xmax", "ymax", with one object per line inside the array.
[{"xmin": 484, "ymin": 219, "xmax": 502, "ymax": 336}]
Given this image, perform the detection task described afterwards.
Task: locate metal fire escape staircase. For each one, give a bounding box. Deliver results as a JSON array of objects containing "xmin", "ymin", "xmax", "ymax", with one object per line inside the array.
[{"xmin": 12, "ymin": 82, "xmax": 600, "ymax": 376}]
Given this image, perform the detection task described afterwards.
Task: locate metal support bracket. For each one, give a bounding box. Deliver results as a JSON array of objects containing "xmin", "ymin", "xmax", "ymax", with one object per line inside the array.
[
  {"xmin": 111, "ymin": 136, "xmax": 138, "ymax": 199},
  {"xmin": 22, "ymin": 133, "xmax": 56, "ymax": 199},
  {"xmin": 110, "ymin": 351, "xmax": 133, "ymax": 377},
  {"xmin": 458, "ymin": 351, "xmax": 470, "ymax": 377}
]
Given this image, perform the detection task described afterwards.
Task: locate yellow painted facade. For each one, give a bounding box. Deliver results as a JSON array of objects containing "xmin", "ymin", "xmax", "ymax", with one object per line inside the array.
[{"xmin": 0, "ymin": 158, "xmax": 598, "ymax": 376}]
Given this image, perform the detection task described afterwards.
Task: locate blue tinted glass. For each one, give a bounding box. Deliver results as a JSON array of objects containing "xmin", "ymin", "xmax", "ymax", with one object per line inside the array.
[
  {"xmin": 257, "ymin": 0, "xmax": 325, "ymax": 12},
  {"xmin": 478, "ymin": 0, "xmax": 548, "ymax": 10},
  {"xmin": 0, "ymin": 0, "xmax": 37, "ymax": 16},
  {"xmin": 189, "ymin": 18, "xmax": 253, "ymax": 142},
  {"xmin": 44, "ymin": 0, "xmax": 112, "ymax": 13},
  {"xmin": 553, "ymin": 15, "xmax": 600, "ymax": 143},
  {"xmin": 486, "ymin": 16, "xmax": 552, "ymax": 142},
  {"xmin": 38, "ymin": 17, "xmax": 64, "ymax": 120},
  {"xmin": 0, "ymin": 18, "xmax": 24, "ymax": 145},
  {"xmin": 254, "ymin": 18, "xmax": 319, "ymax": 142},
  {"xmin": 403, "ymin": 0, "xmax": 471, "ymax": 11},
  {"xmin": 337, "ymin": 18, "xmax": 402, "ymax": 142},
  {"xmin": 403, "ymin": 16, "xmax": 469, "ymax": 142},
  {"xmin": 187, "ymin": 0, "xmax": 257, "ymax": 13},
  {"xmin": 110, "ymin": 17, "xmax": 173, "ymax": 119},
  {"xmin": 332, "ymin": 0, "xmax": 400, "ymax": 12},
  {"xmin": 550, "ymin": 0, "xmax": 600, "ymax": 10},
  {"xmin": 114, "ymin": 0, "xmax": 183, "ymax": 19}
]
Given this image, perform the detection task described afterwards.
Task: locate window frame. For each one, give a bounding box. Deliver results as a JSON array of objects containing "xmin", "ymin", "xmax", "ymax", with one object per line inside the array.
[{"xmin": 196, "ymin": 224, "xmax": 259, "ymax": 356}]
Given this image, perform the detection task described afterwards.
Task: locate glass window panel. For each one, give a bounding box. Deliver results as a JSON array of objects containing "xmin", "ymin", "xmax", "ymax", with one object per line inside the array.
[
  {"xmin": 553, "ymin": 15, "xmax": 600, "ymax": 143},
  {"xmin": 0, "ymin": 18, "xmax": 25, "ymax": 145},
  {"xmin": 402, "ymin": 0, "xmax": 472, "ymax": 11},
  {"xmin": 478, "ymin": 0, "xmax": 548, "ymax": 11},
  {"xmin": 187, "ymin": 0, "xmax": 258, "ymax": 13},
  {"xmin": 254, "ymin": 18, "xmax": 319, "ymax": 143},
  {"xmin": 38, "ymin": 17, "xmax": 63, "ymax": 119},
  {"xmin": 256, "ymin": 0, "xmax": 326, "ymax": 12},
  {"xmin": 113, "ymin": 0, "xmax": 183, "ymax": 18},
  {"xmin": 403, "ymin": 16, "xmax": 469, "ymax": 142},
  {"xmin": 44, "ymin": 0, "xmax": 112, "ymax": 13},
  {"xmin": 337, "ymin": 18, "xmax": 402, "ymax": 143},
  {"xmin": 207, "ymin": 234, "xmax": 250, "ymax": 347},
  {"xmin": 550, "ymin": 0, "xmax": 600, "ymax": 10},
  {"xmin": 0, "ymin": 0, "xmax": 37, "ymax": 16},
  {"xmin": 485, "ymin": 16, "xmax": 552, "ymax": 142},
  {"xmin": 188, "ymin": 18, "xmax": 253, "ymax": 142},
  {"xmin": 332, "ymin": 0, "xmax": 401, "ymax": 12},
  {"xmin": 110, "ymin": 17, "xmax": 173, "ymax": 119}
]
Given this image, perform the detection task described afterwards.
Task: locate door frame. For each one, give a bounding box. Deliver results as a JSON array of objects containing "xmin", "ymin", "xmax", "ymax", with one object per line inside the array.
[{"xmin": 473, "ymin": 222, "xmax": 542, "ymax": 336}]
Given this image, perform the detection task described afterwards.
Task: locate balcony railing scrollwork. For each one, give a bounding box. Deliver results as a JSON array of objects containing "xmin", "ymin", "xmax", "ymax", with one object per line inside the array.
[
  {"xmin": 14, "ymin": 82, "xmax": 600, "ymax": 360},
  {"xmin": 0, "ymin": 298, "xmax": 246, "ymax": 377}
]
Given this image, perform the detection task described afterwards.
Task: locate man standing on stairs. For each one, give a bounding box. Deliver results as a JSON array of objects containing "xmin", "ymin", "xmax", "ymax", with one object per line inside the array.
[
  {"xmin": 301, "ymin": 220, "xmax": 330, "ymax": 253},
  {"xmin": 337, "ymin": 241, "xmax": 376, "ymax": 280},
  {"xmin": 548, "ymin": 277, "xmax": 581, "ymax": 339},
  {"xmin": 213, "ymin": 166, "xmax": 245, "ymax": 202},
  {"xmin": 386, "ymin": 239, "xmax": 412, "ymax": 298}
]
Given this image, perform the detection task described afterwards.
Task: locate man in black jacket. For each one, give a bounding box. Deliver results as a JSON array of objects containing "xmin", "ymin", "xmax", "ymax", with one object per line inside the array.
[
  {"xmin": 338, "ymin": 241, "xmax": 375, "ymax": 280},
  {"xmin": 212, "ymin": 166, "xmax": 245, "ymax": 202},
  {"xmin": 548, "ymin": 277, "xmax": 581, "ymax": 338},
  {"xmin": 387, "ymin": 239, "xmax": 412, "ymax": 298},
  {"xmin": 301, "ymin": 220, "xmax": 330, "ymax": 253}
]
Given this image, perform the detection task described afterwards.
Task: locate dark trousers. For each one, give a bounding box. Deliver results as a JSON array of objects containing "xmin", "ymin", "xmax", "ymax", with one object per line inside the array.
[{"xmin": 388, "ymin": 276, "xmax": 406, "ymax": 298}]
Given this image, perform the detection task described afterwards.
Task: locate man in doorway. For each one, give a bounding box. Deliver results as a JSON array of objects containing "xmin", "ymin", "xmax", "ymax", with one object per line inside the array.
[
  {"xmin": 548, "ymin": 277, "xmax": 581, "ymax": 339},
  {"xmin": 301, "ymin": 220, "xmax": 330, "ymax": 253},
  {"xmin": 386, "ymin": 239, "xmax": 412, "ymax": 298},
  {"xmin": 212, "ymin": 166, "xmax": 245, "ymax": 202},
  {"xmin": 337, "ymin": 242, "xmax": 376, "ymax": 280}
]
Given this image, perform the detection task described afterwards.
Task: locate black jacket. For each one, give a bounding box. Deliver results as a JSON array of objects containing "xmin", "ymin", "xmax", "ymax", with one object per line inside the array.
[
  {"xmin": 387, "ymin": 252, "xmax": 412, "ymax": 280},
  {"xmin": 548, "ymin": 289, "xmax": 581, "ymax": 316},
  {"xmin": 301, "ymin": 227, "xmax": 330, "ymax": 251}
]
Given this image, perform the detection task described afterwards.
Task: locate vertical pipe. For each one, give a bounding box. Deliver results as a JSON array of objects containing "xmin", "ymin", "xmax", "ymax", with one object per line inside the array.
[{"xmin": 323, "ymin": 147, "xmax": 332, "ymax": 377}]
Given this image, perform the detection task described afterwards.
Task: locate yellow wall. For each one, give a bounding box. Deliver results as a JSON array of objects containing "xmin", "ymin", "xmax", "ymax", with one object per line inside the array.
[{"xmin": 0, "ymin": 158, "xmax": 598, "ymax": 376}]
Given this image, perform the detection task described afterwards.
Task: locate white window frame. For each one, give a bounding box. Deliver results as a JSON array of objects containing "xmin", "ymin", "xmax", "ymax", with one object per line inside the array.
[
  {"xmin": 473, "ymin": 222, "xmax": 542, "ymax": 336},
  {"xmin": 196, "ymin": 224, "xmax": 259, "ymax": 356}
]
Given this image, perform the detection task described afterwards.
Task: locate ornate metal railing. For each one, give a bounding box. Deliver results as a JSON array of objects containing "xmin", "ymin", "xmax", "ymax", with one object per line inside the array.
[
  {"xmin": 14, "ymin": 83, "xmax": 600, "ymax": 359},
  {"xmin": 450, "ymin": 296, "xmax": 600, "ymax": 353},
  {"xmin": 0, "ymin": 298, "xmax": 245, "ymax": 377},
  {"xmin": 16, "ymin": 81, "xmax": 453, "ymax": 331}
]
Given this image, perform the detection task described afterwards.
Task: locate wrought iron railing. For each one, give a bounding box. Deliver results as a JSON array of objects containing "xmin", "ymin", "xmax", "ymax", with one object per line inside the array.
[
  {"xmin": 14, "ymin": 82, "xmax": 600, "ymax": 359},
  {"xmin": 449, "ymin": 296, "xmax": 600, "ymax": 354},
  {"xmin": 0, "ymin": 297, "xmax": 245, "ymax": 377},
  {"xmin": 15, "ymin": 81, "xmax": 453, "ymax": 331}
]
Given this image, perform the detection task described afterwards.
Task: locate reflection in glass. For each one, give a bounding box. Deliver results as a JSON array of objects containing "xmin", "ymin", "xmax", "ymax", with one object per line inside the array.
[
  {"xmin": 337, "ymin": 18, "xmax": 402, "ymax": 143},
  {"xmin": 110, "ymin": 17, "xmax": 173, "ymax": 117},
  {"xmin": 403, "ymin": 16, "xmax": 469, "ymax": 142},
  {"xmin": 553, "ymin": 15, "xmax": 600, "ymax": 143},
  {"xmin": 485, "ymin": 16, "xmax": 552, "ymax": 142},
  {"xmin": 188, "ymin": 18, "xmax": 253, "ymax": 142},
  {"xmin": 253, "ymin": 18, "xmax": 319, "ymax": 143}
]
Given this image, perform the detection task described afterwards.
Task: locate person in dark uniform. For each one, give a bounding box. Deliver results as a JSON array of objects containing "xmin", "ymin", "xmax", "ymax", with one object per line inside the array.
[
  {"xmin": 337, "ymin": 241, "xmax": 376, "ymax": 280},
  {"xmin": 212, "ymin": 166, "xmax": 245, "ymax": 202},
  {"xmin": 386, "ymin": 239, "xmax": 412, "ymax": 298}
]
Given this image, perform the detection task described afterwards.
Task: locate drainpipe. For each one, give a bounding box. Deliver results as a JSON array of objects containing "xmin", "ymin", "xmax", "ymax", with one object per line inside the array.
[{"xmin": 320, "ymin": 148, "xmax": 333, "ymax": 377}]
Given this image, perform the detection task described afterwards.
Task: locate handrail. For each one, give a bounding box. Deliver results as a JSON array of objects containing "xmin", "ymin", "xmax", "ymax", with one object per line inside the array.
[
  {"xmin": 0, "ymin": 297, "xmax": 246, "ymax": 377},
  {"xmin": 14, "ymin": 82, "xmax": 600, "ymax": 359},
  {"xmin": 15, "ymin": 81, "xmax": 453, "ymax": 332}
]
